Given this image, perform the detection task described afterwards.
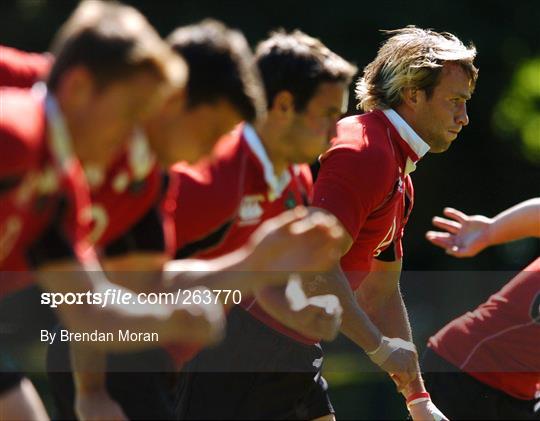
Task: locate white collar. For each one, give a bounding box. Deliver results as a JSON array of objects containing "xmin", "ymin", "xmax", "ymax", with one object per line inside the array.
[
  {"xmin": 129, "ymin": 128, "xmax": 156, "ymax": 181},
  {"xmin": 45, "ymin": 94, "xmax": 77, "ymax": 174},
  {"xmin": 382, "ymin": 108, "xmax": 430, "ymax": 175},
  {"xmin": 45, "ymin": 94, "xmax": 109, "ymax": 188},
  {"xmin": 242, "ymin": 124, "xmax": 291, "ymax": 200},
  {"xmin": 382, "ymin": 108, "xmax": 430, "ymax": 159}
]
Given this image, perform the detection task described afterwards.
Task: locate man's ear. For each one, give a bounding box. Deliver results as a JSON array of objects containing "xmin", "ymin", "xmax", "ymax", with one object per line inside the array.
[
  {"xmin": 56, "ymin": 66, "xmax": 96, "ymax": 110},
  {"xmin": 402, "ymin": 86, "xmax": 429, "ymax": 111},
  {"xmin": 269, "ymin": 90, "xmax": 295, "ymax": 121},
  {"xmin": 159, "ymin": 87, "xmax": 187, "ymax": 118}
]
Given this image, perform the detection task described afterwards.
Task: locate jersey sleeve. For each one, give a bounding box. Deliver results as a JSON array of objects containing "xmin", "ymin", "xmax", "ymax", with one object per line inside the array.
[
  {"xmin": 0, "ymin": 46, "xmax": 52, "ymax": 88},
  {"xmin": 0, "ymin": 89, "xmax": 44, "ymax": 180},
  {"xmin": 312, "ymin": 146, "xmax": 390, "ymax": 240},
  {"xmin": 163, "ymin": 162, "xmax": 238, "ymax": 258}
]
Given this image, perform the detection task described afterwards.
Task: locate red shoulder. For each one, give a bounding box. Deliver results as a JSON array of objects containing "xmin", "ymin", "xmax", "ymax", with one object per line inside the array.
[
  {"xmin": 0, "ymin": 46, "xmax": 52, "ymax": 88},
  {"xmin": 0, "ymin": 88, "xmax": 46, "ymax": 177},
  {"xmin": 321, "ymin": 113, "xmax": 398, "ymax": 191},
  {"xmin": 167, "ymin": 129, "xmax": 246, "ymax": 244}
]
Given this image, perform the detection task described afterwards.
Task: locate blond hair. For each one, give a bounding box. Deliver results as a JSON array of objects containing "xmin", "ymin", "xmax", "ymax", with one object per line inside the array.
[{"xmin": 356, "ymin": 26, "xmax": 478, "ymax": 111}]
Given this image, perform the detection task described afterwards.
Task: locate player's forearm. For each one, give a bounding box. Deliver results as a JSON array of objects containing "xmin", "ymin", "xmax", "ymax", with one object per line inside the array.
[
  {"xmin": 360, "ymin": 287, "xmax": 425, "ymax": 395},
  {"xmin": 361, "ymin": 285, "xmax": 411, "ymax": 339},
  {"xmin": 70, "ymin": 344, "xmax": 108, "ymax": 394},
  {"xmin": 103, "ymin": 252, "xmax": 166, "ymax": 293},
  {"xmin": 341, "ymin": 298, "xmax": 384, "ymax": 353},
  {"xmin": 488, "ymin": 198, "xmax": 540, "ymax": 246},
  {"xmin": 70, "ymin": 344, "xmax": 128, "ymax": 421},
  {"xmin": 305, "ymin": 267, "xmax": 381, "ymax": 351},
  {"xmin": 164, "ymin": 246, "xmax": 283, "ymax": 296}
]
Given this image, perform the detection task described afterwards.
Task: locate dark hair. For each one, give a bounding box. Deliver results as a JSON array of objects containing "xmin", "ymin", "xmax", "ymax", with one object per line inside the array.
[
  {"xmin": 167, "ymin": 19, "xmax": 266, "ymax": 123},
  {"xmin": 255, "ymin": 30, "xmax": 357, "ymax": 111},
  {"xmin": 47, "ymin": 0, "xmax": 183, "ymax": 92}
]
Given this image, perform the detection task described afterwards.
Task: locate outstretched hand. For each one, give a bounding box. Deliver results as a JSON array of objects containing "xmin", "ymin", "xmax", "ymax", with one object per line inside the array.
[{"xmin": 426, "ymin": 207, "xmax": 492, "ymax": 257}]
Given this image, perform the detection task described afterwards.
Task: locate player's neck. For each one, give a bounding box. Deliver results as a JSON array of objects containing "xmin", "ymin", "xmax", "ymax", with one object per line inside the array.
[
  {"xmin": 393, "ymin": 105, "xmax": 420, "ymax": 136},
  {"xmin": 56, "ymin": 99, "xmax": 99, "ymax": 168},
  {"xmin": 254, "ymin": 120, "xmax": 289, "ymax": 176}
]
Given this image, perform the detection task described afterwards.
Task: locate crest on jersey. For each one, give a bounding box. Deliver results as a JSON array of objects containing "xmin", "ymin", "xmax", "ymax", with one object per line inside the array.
[
  {"xmin": 397, "ymin": 177, "xmax": 404, "ymax": 193},
  {"xmin": 285, "ymin": 192, "xmax": 297, "ymax": 209},
  {"xmin": 238, "ymin": 195, "xmax": 264, "ymax": 226}
]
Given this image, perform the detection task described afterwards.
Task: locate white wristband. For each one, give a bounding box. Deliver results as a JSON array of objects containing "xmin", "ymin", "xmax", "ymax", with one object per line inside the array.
[
  {"xmin": 365, "ymin": 336, "xmax": 384, "ymax": 356},
  {"xmin": 366, "ymin": 337, "xmax": 393, "ymax": 365},
  {"xmin": 366, "ymin": 336, "xmax": 417, "ymax": 366},
  {"xmin": 407, "ymin": 397, "xmax": 430, "ymax": 408}
]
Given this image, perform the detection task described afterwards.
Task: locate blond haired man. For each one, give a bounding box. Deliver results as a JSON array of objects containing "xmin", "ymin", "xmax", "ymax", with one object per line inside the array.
[{"xmin": 310, "ymin": 26, "xmax": 478, "ymax": 420}]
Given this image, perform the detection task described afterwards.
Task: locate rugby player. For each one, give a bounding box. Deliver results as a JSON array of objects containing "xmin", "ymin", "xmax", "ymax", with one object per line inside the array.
[
  {"xmin": 169, "ymin": 30, "xmax": 358, "ymax": 420},
  {"xmin": 424, "ymin": 198, "xmax": 540, "ymax": 420},
  {"xmin": 0, "ymin": 45, "xmax": 55, "ymax": 421},
  {"xmin": 0, "ymin": 1, "xmax": 187, "ymax": 418},
  {"xmin": 304, "ymin": 26, "xmax": 479, "ymax": 419},
  {"xmin": 45, "ymin": 21, "xmax": 345, "ymax": 420}
]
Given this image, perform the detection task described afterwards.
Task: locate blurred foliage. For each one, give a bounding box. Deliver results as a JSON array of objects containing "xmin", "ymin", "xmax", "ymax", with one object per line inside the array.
[{"xmin": 493, "ymin": 58, "xmax": 540, "ymax": 163}]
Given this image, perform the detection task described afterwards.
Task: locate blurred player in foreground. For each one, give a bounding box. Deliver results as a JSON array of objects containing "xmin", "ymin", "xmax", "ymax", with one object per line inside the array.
[
  {"xmin": 170, "ymin": 30, "xmax": 355, "ymax": 420},
  {"xmin": 306, "ymin": 26, "xmax": 478, "ymax": 420},
  {"xmin": 0, "ymin": 0, "xmax": 185, "ymax": 418},
  {"xmin": 424, "ymin": 198, "xmax": 540, "ymax": 420},
  {"xmin": 45, "ymin": 20, "xmax": 345, "ymax": 420}
]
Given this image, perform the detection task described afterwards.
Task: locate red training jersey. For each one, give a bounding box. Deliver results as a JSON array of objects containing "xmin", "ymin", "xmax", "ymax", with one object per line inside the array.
[
  {"xmin": 428, "ymin": 257, "xmax": 540, "ymax": 400},
  {"xmin": 163, "ymin": 124, "xmax": 314, "ymax": 366},
  {"xmin": 0, "ymin": 45, "xmax": 51, "ymax": 88},
  {"xmin": 0, "ymin": 88, "xmax": 97, "ymax": 296},
  {"xmin": 87, "ymin": 131, "xmax": 163, "ymax": 251},
  {"xmin": 312, "ymin": 109, "xmax": 430, "ymax": 290}
]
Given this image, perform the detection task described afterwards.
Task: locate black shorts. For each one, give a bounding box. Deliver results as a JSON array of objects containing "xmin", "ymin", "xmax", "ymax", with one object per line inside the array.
[
  {"xmin": 422, "ymin": 348, "xmax": 539, "ymax": 420},
  {"xmin": 46, "ymin": 325, "xmax": 177, "ymax": 420},
  {"xmin": 175, "ymin": 306, "xmax": 334, "ymax": 420}
]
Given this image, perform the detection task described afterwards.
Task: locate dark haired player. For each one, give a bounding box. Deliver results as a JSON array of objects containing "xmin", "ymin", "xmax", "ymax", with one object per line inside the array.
[
  {"xmin": 0, "ymin": 1, "xmax": 186, "ymax": 418},
  {"xmin": 45, "ymin": 21, "xmax": 345, "ymax": 420},
  {"xmin": 170, "ymin": 29, "xmax": 358, "ymax": 420}
]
